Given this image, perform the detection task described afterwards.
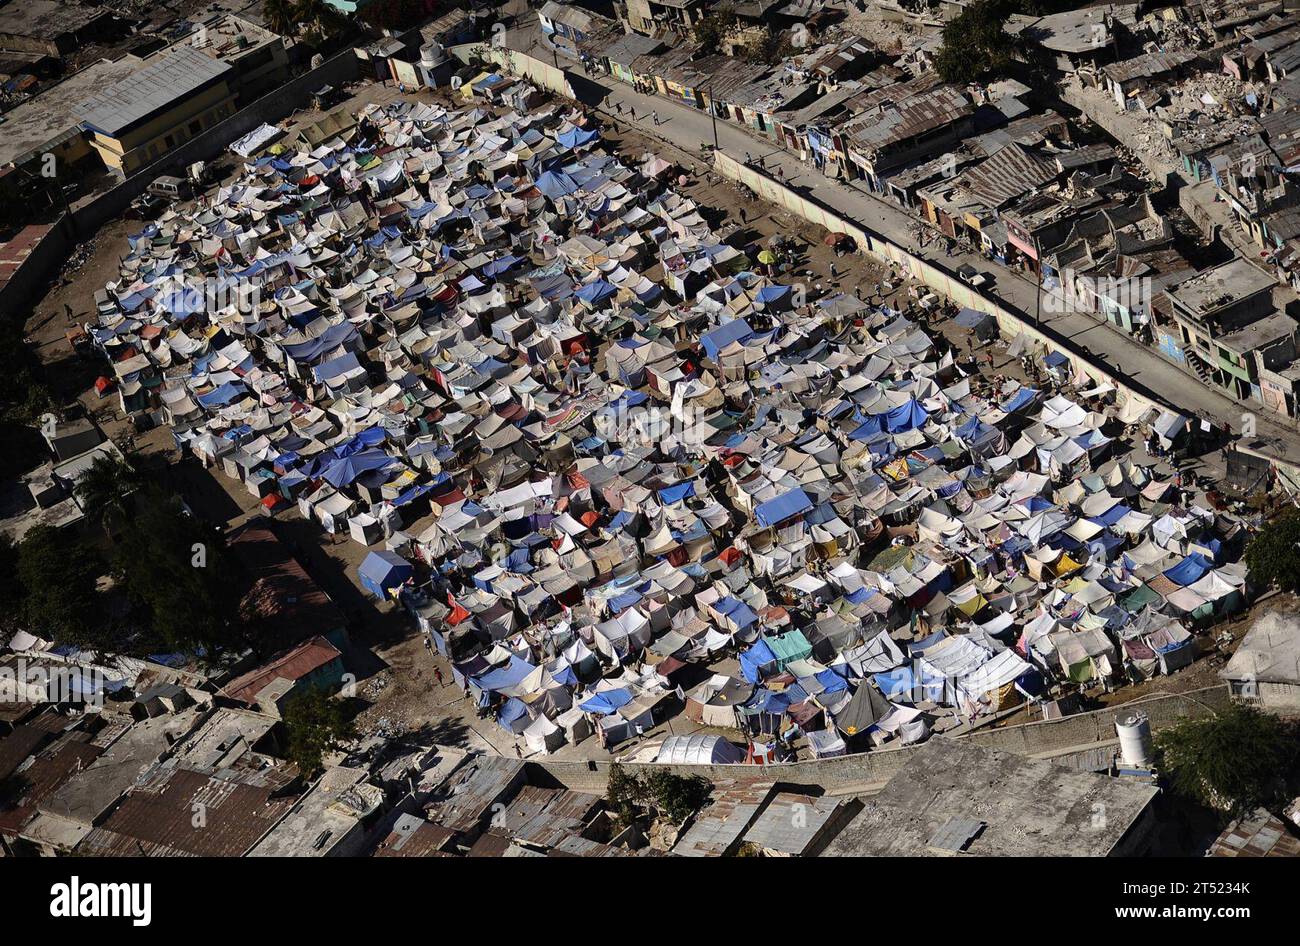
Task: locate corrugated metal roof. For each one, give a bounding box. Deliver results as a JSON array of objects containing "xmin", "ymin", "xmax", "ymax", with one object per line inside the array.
[
  {"xmin": 844, "ymin": 85, "xmax": 972, "ymax": 154},
  {"xmin": 76, "ymin": 46, "xmax": 231, "ymax": 136},
  {"xmin": 76, "ymin": 765, "xmax": 298, "ymax": 857},
  {"xmin": 961, "ymin": 143, "xmax": 1058, "ymax": 209},
  {"xmin": 674, "ymin": 778, "xmax": 774, "ymax": 856},
  {"xmin": 742, "ymin": 792, "xmax": 842, "ymax": 854}
]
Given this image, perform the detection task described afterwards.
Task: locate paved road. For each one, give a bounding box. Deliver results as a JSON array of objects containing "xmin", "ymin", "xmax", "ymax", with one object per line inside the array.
[{"xmin": 511, "ymin": 26, "xmax": 1300, "ymax": 471}]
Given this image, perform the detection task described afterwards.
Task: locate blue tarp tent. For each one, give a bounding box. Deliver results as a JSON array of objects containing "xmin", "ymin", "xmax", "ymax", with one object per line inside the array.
[
  {"xmin": 575, "ymin": 279, "xmax": 616, "ymax": 306},
  {"xmin": 885, "ymin": 398, "xmax": 929, "ymax": 432},
  {"xmin": 700, "ymin": 319, "xmax": 754, "ymax": 360},
  {"xmin": 281, "ymin": 322, "xmax": 359, "ymax": 364},
  {"xmin": 498, "ymin": 697, "xmax": 529, "ymax": 732},
  {"xmin": 740, "ymin": 639, "xmax": 778, "ymax": 683},
  {"xmin": 580, "ymin": 688, "xmax": 633, "ymax": 714},
  {"xmin": 557, "ymin": 126, "xmax": 600, "ymax": 150},
  {"xmin": 1163, "ymin": 552, "xmax": 1215, "ymax": 586},
  {"xmin": 314, "ymin": 350, "xmax": 362, "ymax": 383},
  {"xmin": 474, "ymin": 655, "xmax": 536, "ymax": 694},
  {"xmin": 658, "ymin": 482, "xmax": 695, "ymax": 504},
  {"xmin": 717, "ymin": 596, "xmax": 758, "ymax": 631},
  {"xmin": 322, "ymin": 448, "xmax": 395, "ymax": 487},
  {"xmin": 754, "ymin": 488, "xmax": 813, "ymax": 527},
  {"xmin": 1001, "ymin": 387, "xmax": 1039, "ymax": 413},
  {"xmin": 197, "ymin": 381, "xmax": 246, "ymax": 408},
  {"xmin": 359, "ymin": 550, "xmax": 413, "ymax": 598},
  {"xmin": 535, "ymin": 170, "xmax": 579, "ymax": 199}
]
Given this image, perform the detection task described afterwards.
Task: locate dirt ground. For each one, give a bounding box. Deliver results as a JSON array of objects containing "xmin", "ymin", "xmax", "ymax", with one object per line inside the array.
[{"xmin": 12, "ymin": 78, "xmax": 1268, "ymax": 762}]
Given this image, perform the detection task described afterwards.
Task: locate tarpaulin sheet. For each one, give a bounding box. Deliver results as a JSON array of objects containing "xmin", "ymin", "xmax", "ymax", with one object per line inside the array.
[{"xmin": 754, "ymin": 488, "xmax": 813, "ymax": 527}]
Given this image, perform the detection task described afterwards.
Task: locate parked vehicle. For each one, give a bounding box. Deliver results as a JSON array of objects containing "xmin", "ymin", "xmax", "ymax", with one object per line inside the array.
[
  {"xmin": 956, "ymin": 264, "xmax": 989, "ymax": 288},
  {"xmin": 147, "ymin": 175, "xmax": 191, "ymax": 200}
]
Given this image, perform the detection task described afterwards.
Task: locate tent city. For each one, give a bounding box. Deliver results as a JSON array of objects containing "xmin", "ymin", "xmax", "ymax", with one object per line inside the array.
[{"xmin": 0, "ymin": 0, "xmax": 1298, "ymax": 866}]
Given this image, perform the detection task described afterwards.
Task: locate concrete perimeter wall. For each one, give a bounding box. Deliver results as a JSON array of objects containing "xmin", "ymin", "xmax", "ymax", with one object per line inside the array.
[
  {"xmin": 711, "ymin": 151, "xmax": 1169, "ymax": 431},
  {"xmin": 537, "ymin": 685, "xmax": 1231, "ymax": 793},
  {"xmin": 449, "ymin": 43, "xmax": 575, "ymax": 99}
]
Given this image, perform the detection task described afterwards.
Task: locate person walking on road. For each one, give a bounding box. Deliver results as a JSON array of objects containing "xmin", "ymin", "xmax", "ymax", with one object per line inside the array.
[
  {"xmin": 651, "ymin": 109, "xmax": 659, "ymax": 126},
  {"xmin": 434, "ymin": 666, "xmax": 444, "ymax": 687}
]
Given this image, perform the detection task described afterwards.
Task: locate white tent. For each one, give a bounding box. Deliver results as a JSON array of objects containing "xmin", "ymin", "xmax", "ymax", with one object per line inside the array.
[
  {"xmin": 523, "ymin": 714, "xmax": 565, "ymax": 755},
  {"xmin": 654, "ymin": 733, "xmax": 744, "ymax": 765}
]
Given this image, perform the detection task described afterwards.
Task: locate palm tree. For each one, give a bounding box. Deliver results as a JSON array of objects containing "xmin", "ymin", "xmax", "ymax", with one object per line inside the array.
[
  {"xmin": 294, "ymin": 0, "xmax": 350, "ymax": 50},
  {"xmin": 74, "ymin": 454, "xmax": 141, "ymax": 536},
  {"xmin": 263, "ymin": 0, "xmax": 299, "ymax": 38}
]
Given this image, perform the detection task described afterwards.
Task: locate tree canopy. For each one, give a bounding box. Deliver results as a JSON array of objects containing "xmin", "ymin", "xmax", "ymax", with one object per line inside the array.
[
  {"xmin": 75, "ymin": 454, "xmax": 141, "ymax": 536},
  {"xmin": 933, "ymin": 0, "xmax": 1034, "ymax": 85},
  {"xmin": 283, "ymin": 687, "xmax": 357, "ymax": 779},
  {"xmin": 1244, "ymin": 507, "xmax": 1300, "ymax": 594},
  {"xmin": 604, "ymin": 763, "xmax": 712, "ymax": 826},
  {"xmin": 15, "ymin": 525, "xmax": 106, "ymax": 650},
  {"xmin": 109, "ymin": 489, "xmax": 245, "ymax": 658},
  {"xmin": 1155, "ymin": 703, "xmax": 1298, "ymax": 817}
]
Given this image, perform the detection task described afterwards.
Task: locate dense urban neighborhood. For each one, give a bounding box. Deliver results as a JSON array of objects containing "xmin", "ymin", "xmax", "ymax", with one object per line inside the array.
[{"xmin": 0, "ymin": 0, "xmax": 1299, "ymax": 870}]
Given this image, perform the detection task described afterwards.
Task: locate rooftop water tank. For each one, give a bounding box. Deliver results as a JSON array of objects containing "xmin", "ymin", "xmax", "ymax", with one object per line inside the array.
[
  {"xmin": 420, "ymin": 42, "xmax": 447, "ymax": 68},
  {"xmin": 1115, "ymin": 711, "xmax": 1154, "ymax": 768}
]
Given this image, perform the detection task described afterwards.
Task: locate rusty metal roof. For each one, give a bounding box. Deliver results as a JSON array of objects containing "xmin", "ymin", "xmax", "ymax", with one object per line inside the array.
[
  {"xmin": 373, "ymin": 813, "xmax": 458, "ymax": 857},
  {"xmin": 673, "ymin": 777, "xmax": 775, "ymax": 856},
  {"xmin": 843, "ymin": 85, "xmax": 973, "ymax": 154},
  {"xmin": 75, "ymin": 765, "xmax": 300, "ymax": 857},
  {"xmin": 222, "ymin": 636, "xmax": 342, "ymax": 706},
  {"xmin": 961, "ymin": 143, "xmax": 1059, "ymax": 210}
]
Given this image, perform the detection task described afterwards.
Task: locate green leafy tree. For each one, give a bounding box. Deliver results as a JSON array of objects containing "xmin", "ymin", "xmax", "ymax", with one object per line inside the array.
[
  {"xmin": 0, "ymin": 533, "xmax": 22, "ymax": 640},
  {"xmin": 295, "ymin": 0, "xmax": 352, "ymax": 50},
  {"xmin": 0, "ymin": 316, "xmax": 54, "ymax": 428},
  {"xmin": 16, "ymin": 525, "xmax": 106, "ymax": 649},
  {"xmin": 751, "ymin": 27, "xmax": 792, "ymax": 66},
  {"xmin": 1245, "ymin": 507, "xmax": 1300, "ymax": 593},
  {"xmin": 605, "ymin": 762, "xmax": 643, "ymax": 828},
  {"xmin": 1155, "ymin": 703, "xmax": 1298, "ymax": 817},
  {"xmin": 644, "ymin": 769, "xmax": 711, "ymax": 824},
  {"xmin": 110, "ymin": 490, "xmax": 244, "ymax": 657},
  {"xmin": 604, "ymin": 764, "xmax": 712, "ymax": 826},
  {"xmin": 74, "ymin": 454, "xmax": 141, "ymax": 536},
  {"xmin": 283, "ymin": 687, "xmax": 357, "ymax": 779},
  {"xmin": 934, "ymin": 0, "xmax": 1033, "ymax": 84}
]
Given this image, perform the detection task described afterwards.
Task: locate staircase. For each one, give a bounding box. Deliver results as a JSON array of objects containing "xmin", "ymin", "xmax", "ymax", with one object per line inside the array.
[{"xmin": 1185, "ymin": 350, "xmax": 1212, "ymax": 384}]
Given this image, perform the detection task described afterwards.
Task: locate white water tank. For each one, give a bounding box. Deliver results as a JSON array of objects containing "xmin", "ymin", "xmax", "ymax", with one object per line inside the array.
[
  {"xmin": 420, "ymin": 42, "xmax": 447, "ymax": 68},
  {"xmin": 1115, "ymin": 711, "xmax": 1154, "ymax": 768}
]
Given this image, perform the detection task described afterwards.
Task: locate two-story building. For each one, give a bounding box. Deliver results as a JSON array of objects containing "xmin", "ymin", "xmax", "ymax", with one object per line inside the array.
[
  {"xmin": 75, "ymin": 46, "xmax": 237, "ymax": 177},
  {"xmin": 1156, "ymin": 257, "xmax": 1282, "ymax": 399}
]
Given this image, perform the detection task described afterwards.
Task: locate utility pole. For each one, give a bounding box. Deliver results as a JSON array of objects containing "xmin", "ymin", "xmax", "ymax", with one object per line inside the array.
[
  {"xmin": 708, "ymin": 83, "xmax": 719, "ymax": 151},
  {"xmin": 1033, "ymin": 234, "xmax": 1042, "ymax": 330}
]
